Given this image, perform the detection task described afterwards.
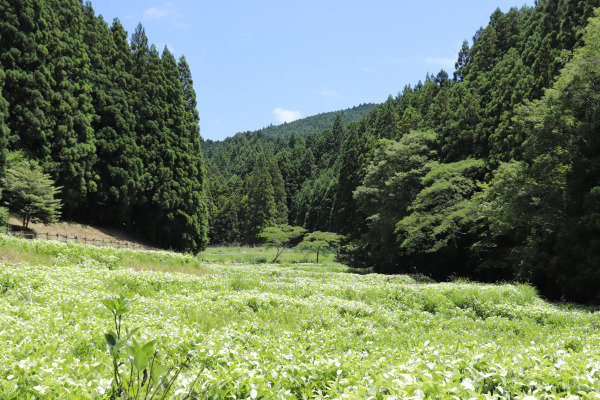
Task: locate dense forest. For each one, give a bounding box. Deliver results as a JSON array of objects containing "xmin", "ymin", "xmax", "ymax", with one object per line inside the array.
[
  {"xmin": 0, "ymin": 0, "xmax": 208, "ymax": 251},
  {"xmin": 1, "ymin": 1, "xmax": 600, "ymax": 302},
  {"xmin": 204, "ymin": 1, "xmax": 600, "ymax": 303}
]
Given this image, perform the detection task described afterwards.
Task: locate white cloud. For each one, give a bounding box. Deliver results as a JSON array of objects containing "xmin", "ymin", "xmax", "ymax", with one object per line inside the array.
[
  {"xmin": 274, "ymin": 108, "xmax": 302, "ymax": 124},
  {"xmin": 424, "ymin": 56, "xmax": 456, "ymax": 71},
  {"xmin": 144, "ymin": 7, "xmax": 172, "ymax": 18},
  {"xmin": 143, "ymin": 3, "xmax": 188, "ymax": 28}
]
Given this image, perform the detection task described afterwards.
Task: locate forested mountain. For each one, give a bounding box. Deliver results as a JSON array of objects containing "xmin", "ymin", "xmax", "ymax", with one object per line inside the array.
[
  {"xmin": 0, "ymin": 0, "xmax": 208, "ymax": 251},
  {"xmin": 204, "ymin": 1, "xmax": 600, "ymax": 302},
  {"xmin": 253, "ymin": 103, "xmax": 376, "ymax": 141}
]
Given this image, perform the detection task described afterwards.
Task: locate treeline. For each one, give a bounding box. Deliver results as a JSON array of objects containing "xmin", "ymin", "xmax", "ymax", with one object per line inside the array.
[
  {"xmin": 252, "ymin": 103, "xmax": 376, "ymax": 141},
  {"xmin": 205, "ymin": 0, "xmax": 600, "ymax": 302},
  {"xmin": 0, "ymin": 0, "xmax": 208, "ymax": 251}
]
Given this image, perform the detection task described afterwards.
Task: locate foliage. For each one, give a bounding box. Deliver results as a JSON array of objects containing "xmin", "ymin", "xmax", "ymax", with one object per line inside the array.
[
  {"xmin": 259, "ymin": 224, "xmax": 306, "ymax": 263},
  {"xmin": 0, "ymin": 1, "xmax": 208, "ymax": 252},
  {"xmin": 1, "ymin": 237, "xmax": 600, "ymax": 398},
  {"xmin": 198, "ymin": 245, "xmax": 339, "ymax": 265},
  {"xmin": 479, "ymin": 9, "xmax": 600, "ymax": 301},
  {"xmin": 102, "ymin": 294, "xmax": 205, "ymax": 399},
  {"xmin": 2, "ymin": 0, "xmax": 600, "ymax": 300},
  {"xmin": 243, "ymin": 152, "xmax": 287, "ymax": 244},
  {"xmin": 297, "ymin": 231, "xmax": 343, "ymax": 263},
  {"xmin": 0, "ymin": 206, "xmax": 6, "ymax": 230},
  {"xmin": 397, "ymin": 159, "xmax": 485, "ymax": 255},
  {"xmin": 353, "ymin": 131, "xmax": 437, "ymax": 269},
  {"xmin": 2, "ymin": 155, "xmax": 61, "ymax": 229}
]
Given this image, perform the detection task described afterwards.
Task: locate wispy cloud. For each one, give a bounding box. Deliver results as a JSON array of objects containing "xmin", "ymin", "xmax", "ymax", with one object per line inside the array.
[
  {"xmin": 143, "ymin": 3, "xmax": 189, "ymax": 29},
  {"xmin": 319, "ymin": 90, "xmax": 343, "ymax": 98},
  {"xmin": 144, "ymin": 6, "xmax": 174, "ymax": 18},
  {"xmin": 274, "ymin": 108, "xmax": 302, "ymax": 124}
]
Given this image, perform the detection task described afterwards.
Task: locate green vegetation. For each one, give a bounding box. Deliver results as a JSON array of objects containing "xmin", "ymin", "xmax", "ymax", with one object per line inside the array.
[
  {"xmin": 259, "ymin": 224, "xmax": 306, "ymax": 263},
  {"xmin": 205, "ymin": 103, "xmax": 376, "ymax": 143},
  {"xmin": 297, "ymin": 231, "xmax": 343, "ymax": 263},
  {"xmin": 2, "ymin": 0, "xmax": 600, "ymax": 302},
  {"xmin": 102, "ymin": 294, "xmax": 206, "ymax": 399},
  {"xmin": 1, "ymin": 237, "xmax": 600, "ymax": 398},
  {"xmin": 0, "ymin": 1, "xmax": 208, "ymax": 252},
  {"xmin": 2, "ymin": 153, "xmax": 62, "ymax": 229},
  {"xmin": 203, "ymin": 2, "xmax": 600, "ymax": 302},
  {"xmin": 199, "ymin": 245, "xmax": 338, "ymax": 265}
]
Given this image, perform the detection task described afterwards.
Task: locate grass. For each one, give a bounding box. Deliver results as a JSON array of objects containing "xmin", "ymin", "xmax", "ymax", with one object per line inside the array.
[
  {"xmin": 1, "ymin": 235, "xmax": 600, "ymax": 399},
  {"xmin": 199, "ymin": 245, "xmax": 338, "ymax": 265}
]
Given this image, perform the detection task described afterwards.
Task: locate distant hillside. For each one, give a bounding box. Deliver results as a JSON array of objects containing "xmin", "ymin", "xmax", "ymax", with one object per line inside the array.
[{"xmin": 252, "ymin": 103, "xmax": 376, "ymax": 141}]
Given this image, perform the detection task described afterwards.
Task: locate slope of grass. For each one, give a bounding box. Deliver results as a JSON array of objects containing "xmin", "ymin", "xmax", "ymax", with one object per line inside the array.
[{"xmin": 1, "ymin": 235, "xmax": 599, "ymax": 398}]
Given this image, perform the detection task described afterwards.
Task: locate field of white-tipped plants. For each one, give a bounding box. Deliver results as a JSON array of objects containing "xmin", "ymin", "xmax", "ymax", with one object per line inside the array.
[{"xmin": 1, "ymin": 235, "xmax": 600, "ymax": 399}]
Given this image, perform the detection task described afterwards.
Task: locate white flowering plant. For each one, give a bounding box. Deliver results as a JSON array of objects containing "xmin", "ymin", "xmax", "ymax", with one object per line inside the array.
[{"xmin": 1, "ymin": 235, "xmax": 600, "ymax": 399}]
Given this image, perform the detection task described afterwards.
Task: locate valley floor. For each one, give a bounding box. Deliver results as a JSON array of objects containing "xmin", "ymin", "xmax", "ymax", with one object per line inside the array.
[{"xmin": 0, "ymin": 235, "xmax": 599, "ymax": 399}]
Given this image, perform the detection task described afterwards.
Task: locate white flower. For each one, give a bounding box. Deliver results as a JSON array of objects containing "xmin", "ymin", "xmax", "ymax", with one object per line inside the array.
[{"xmin": 33, "ymin": 385, "xmax": 47, "ymax": 394}]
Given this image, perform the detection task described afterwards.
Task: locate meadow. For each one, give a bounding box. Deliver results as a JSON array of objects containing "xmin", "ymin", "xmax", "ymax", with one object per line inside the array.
[
  {"xmin": 1, "ymin": 235, "xmax": 600, "ymax": 399},
  {"xmin": 199, "ymin": 245, "xmax": 338, "ymax": 265}
]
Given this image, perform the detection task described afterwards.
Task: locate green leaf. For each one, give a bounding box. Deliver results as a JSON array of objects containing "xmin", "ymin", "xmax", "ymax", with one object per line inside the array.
[
  {"xmin": 133, "ymin": 348, "xmax": 148, "ymax": 371},
  {"xmin": 142, "ymin": 339, "xmax": 157, "ymax": 357},
  {"xmin": 102, "ymin": 298, "xmax": 116, "ymax": 313},
  {"xmin": 104, "ymin": 332, "xmax": 117, "ymax": 347}
]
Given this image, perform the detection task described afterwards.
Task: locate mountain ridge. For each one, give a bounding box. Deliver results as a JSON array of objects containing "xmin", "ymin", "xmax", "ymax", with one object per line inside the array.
[{"xmin": 204, "ymin": 103, "xmax": 377, "ymax": 144}]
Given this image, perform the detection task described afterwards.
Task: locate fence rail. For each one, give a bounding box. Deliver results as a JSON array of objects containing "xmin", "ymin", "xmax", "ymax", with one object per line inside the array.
[{"xmin": 5, "ymin": 230, "xmax": 156, "ymax": 251}]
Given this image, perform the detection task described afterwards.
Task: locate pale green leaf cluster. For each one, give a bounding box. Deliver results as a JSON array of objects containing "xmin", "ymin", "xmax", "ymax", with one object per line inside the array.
[{"xmin": 1, "ymin": 236, "xmax": 600, "ymax": 398}]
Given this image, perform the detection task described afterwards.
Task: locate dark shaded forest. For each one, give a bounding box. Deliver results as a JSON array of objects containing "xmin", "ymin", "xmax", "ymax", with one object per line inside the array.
[
  {"xmin": 0, "ymin": 0, "xmax": 208, "ymax": 252},
  {"xmin": 1, "ymin": 1, "xmax": 600, "ymax": 302}
]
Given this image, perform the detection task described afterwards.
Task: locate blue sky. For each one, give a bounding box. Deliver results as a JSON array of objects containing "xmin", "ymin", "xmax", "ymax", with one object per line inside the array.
[{"xmin": 91, "ymin": 1, "xmax": 533, "ymax": 141}]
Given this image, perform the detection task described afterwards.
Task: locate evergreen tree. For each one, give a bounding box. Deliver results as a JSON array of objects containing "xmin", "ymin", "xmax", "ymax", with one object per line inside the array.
[
  {"xmin": 0, "ymin": 67, "xmax": 9, "ymax": 177},
  {"xmin": 160, "ymin": 46, "xmax": 208, "ymax": 252},
  {"xmin": 332, "ymin": 112, "xmax": 344, "ymax": 149},
  {"xmin": 82, "ymin": 7, "xmax": 140, "ymax": 226},
  {"xmin": 0, "ymin": 0, "xmax": 53, "ymax": 160},
  {"xmin": 178, "ymin": 56, "xmax": 200, "ymax": 140},
  {"xmin": 267, "ymin": 152, "xmax": 288, "ymax": 224},
  {"xmin": 244, "ymin": 152, "xmax": 278, "ymax": 244},
  {"xmin": 332, "ymin": 121, "xmax": 373, "ymax": 236},
  {"xmin": 44, "ymin": 0, "xmax": 96, "ymax": 218},
  {"xmin": 2, "ymin": 154, "xmax": 61, "ymax": 229},
  {"xmin": 482, "ymin": 10, "xmax": 600, "ymax": 301}
]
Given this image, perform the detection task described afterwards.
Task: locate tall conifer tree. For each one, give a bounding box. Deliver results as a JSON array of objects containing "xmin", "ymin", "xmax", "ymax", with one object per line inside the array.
[{"xmin": 244, "ymin": 152, "xmax": 278, "ymax": 244}]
